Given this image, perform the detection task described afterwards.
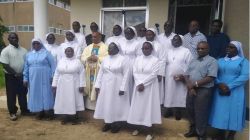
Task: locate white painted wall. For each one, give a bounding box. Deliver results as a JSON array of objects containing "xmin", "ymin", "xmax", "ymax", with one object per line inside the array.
[{"xmin": 148, "ymin": 0, "xmax": 169, "ymax": 33}]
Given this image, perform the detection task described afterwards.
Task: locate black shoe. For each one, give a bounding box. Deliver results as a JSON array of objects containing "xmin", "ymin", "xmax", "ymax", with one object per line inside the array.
[
  {"xmin": 175, "ymin": 111, "xmax": 182, "ymax": 120},
  {"xmin": 21, "ymin": 110, "xmax": 32, "ymax": 116},
  {"xmin": 164, "ymin": 109, "xmax": 173, "ymax": 118},
  {"xmin": 102, "ymin": 124, "xmax": 111, "ymax": 132},
  {"xmin": 44, "ymin": 111, "xmax": 54, "ymax": 120},
  {"xmin": 184, "ymin": 129, "xmax": 197, "ymax": 137},
  {"xmin": 61, "ymin": 119, "xmax": 68, "ymax": 125},
  {"xmin": 71, "ymin": 119, "xmax": 80, "ymax": 125},
  {"xmin": 227, "ymin": 135, "xmax": 235, "ymax": 140},
  {"xmin": 111, "ymin": 124, "xmax": 121, "ymax": 133},
  {"xmin": 61, "ymin": 116, "xmax": 69, "ymax": 125},
  {"xmin": 197, "ymin": 136, "xmax": 207, "ymax": 140},
  {"xmin": 35, "ymin": 111, "xmax": 45, "ymax": 120},
  {"xmin": 212, "ymin": 132, "xmax": 225, "ymax": 140},
  {"xmin": 212, "ymin": 136, "xmax": 225, "ymax": 140}
]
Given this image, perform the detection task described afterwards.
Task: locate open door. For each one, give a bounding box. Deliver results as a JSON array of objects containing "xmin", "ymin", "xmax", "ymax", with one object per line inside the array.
[{"xmin": 168, "ymin": 0, "xmax": 224, "ymax": 35}]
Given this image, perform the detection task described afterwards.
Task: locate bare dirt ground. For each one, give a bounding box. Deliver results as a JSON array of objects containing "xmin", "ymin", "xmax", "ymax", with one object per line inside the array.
[
  {"xmin": 0, "ymin": 108, "xmax": 197, "ymax": 140},
  {"xmin": 0, "ymin": 88, "xmax": 5, "ymax": 96},
  {"xmin": 0, "ymin": 87, "xmax": 248, "ymax": 140},
  {"xmin": 0, "ymin": 87, "xmax": 198, "ymax": 140}
]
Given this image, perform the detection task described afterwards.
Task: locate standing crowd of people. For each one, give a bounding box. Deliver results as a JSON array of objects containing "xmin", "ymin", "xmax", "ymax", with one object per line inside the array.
[{"xmin": 0, "ymin": 19, "xmax": 248, "ymax": 140}]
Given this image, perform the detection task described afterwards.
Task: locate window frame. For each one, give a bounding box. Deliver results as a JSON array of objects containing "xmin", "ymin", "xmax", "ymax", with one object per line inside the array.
[
  {"xmin": 15, "ymin": 0, "xmax": 33, "ymax": 2},
  {"xmin": 48, "ymin": 27, "xmax": 65, "ymax": 35},
  {"xmin": 17, "ymin": 25, "xmax": 34, "ymax": 32},
  {"xmin": 0, "ymin": 0, "xmax": 14, "ymax": 3},
  {"xmin": 7, "ymin": 26, "xmax": 15, "ymax": 32},
  {"xmin": 100, "ymin": 3, "xmax": 149, "ymax": 35},
  {"xmin": 102, "ymin": 0, "xmax": 147, "ymax": 8},
  {"xmin": 48, "ymin": 0, "xmax": 71, "ymax": 11}
]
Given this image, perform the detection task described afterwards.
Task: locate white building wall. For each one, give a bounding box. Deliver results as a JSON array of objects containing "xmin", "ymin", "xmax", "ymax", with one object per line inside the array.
[{"xmin": 148, "ymin": 0, "xmax": 169, "ymax": 33}]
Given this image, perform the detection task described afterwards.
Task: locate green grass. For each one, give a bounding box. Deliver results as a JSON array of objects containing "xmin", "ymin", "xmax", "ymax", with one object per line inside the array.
[{"xmin": 0, "ymin": 65, "xmax": 5, "ymax": 88}]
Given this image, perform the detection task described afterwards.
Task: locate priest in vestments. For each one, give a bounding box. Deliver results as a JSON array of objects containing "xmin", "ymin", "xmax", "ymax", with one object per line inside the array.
[{"xmin": 81, "ymin": 32, "xmax": 108, "ymax": 110}]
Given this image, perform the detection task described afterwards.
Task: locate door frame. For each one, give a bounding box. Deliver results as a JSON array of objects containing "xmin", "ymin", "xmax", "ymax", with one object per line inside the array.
[{"xmin": 168, "ymin": 0, "xmax": 225, "ymax": 34}]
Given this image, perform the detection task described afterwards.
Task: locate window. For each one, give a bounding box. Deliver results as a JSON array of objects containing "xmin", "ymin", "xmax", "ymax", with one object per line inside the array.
[
  {"xmin": 49, "ymin": 27, "xmax": 56, "ymax": 34},
  {"xmin": 48, "ymin": 0, "xmax": 55, "ymax": 5},
  {"xmin": 17, "ymin": 25, "xmax": 34, "ymax": 32},
  {"xmin": 7, "ymin": 26, "xmax": 15, "ymax": 32},
  {"xmin": 55, "ymin": 28, "xmax": 60, "ymax": 34},
  {"xmin": 103, "ymin": 0, "xmax": 123, "ymax": 7},
  {"xmin": 56, "ymin": 0, "xmax": 64, "ymax": 8},
  {"xmin": 65, "ymin": 4, "xmax": 70, "ymax": 11},
  {"xmin": 29, "ymin": 26, "xmax": 34, "ymax": 31},
  {"xmin": 124, "ymin": 0, "xmax": 146, "ymax": 7},
  {"xmin": 102, "ymin": 0, "xmax": 146, "ymax": 7},
  {"xmin": 62, "ymin": 30, "xmax": 67, "ymax": 35},
  {"xmin": 101, "ymin": 0, "xmax": 147, "ymax": 38},
  {"xmin": 16, "ymin": 0, "xmax": 33, "ymax": 2},
  {"xmin": 0, "ymin": 0, "xmax": 14, "ymax": 3},
  {"xmin": 48, "ymin": 0, "xmax": 71, "ymax": 11},
  {"xmin": 48, "ymin": 27, "xmax": 65, "ymax": 35}
]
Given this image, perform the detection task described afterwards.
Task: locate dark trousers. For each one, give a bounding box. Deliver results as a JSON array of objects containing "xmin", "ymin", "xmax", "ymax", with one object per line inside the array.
[
  {"xmin": 5, "ymin": 74, "xmax": 28, "ymax": 114},
  {"xmin": 186, "ymin": 87, "xmax": 212, "ymax": 137}
]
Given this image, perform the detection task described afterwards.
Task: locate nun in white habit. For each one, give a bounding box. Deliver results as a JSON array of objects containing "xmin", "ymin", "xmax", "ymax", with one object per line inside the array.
[
  {"xmin": 127, "ymin": 41, "xmax": 161, "ymax": 140},
  {"xmin": 105, "ymin": 25, "xmax": 126, "ymax": 46},
  {"xmin": 136, "ymin": 26, "xmax": 147, "ymax": 47},
  {"xmin": 163, "ymin": 34, "xmax": 193, "ymax": 120},
  {"xmin": 52, "ymin": 47, "xmax": 85, "ymax": 125},
  {"xmin": 94, "ymin": 42, "xmax": 130, "ymax": 133},
  {"xmin": 58, "ymin": 31, "xmax": 82, "ymax": 60},
  {"xmin": 120, "ymin": 26, "xmax": 140, "ymax": 102},
  {"xmin": 44, "ymin": 33, "xmax": 61, "ymax": 65},
  {"xmin": 141, "ymin": 28, "xmax": 166, "ymax": 105}
]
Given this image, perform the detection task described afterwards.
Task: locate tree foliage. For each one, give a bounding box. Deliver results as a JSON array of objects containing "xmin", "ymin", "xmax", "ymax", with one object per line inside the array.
[{"xmin": 0, "ymin": 16, "xmax": 9, "ymax": 51}]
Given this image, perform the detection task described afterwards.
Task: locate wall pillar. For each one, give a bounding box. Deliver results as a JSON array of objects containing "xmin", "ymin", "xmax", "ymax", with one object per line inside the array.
[{"xmin": 34, "ymin": 0, "xmax": 48, "ymax": 41}]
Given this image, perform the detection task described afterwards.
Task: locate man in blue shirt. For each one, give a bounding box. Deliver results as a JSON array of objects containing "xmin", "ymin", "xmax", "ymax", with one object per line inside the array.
[
  {"xmin": 207, "ymin": 19, "xmax": 230, "ymax": 59},
  {"xmin": 183, "ymin": 20, "xmax": 207, "ymax": 58},
  {"xmin": 184, "ymin": 41, "xmax": 218, "ymax": 140}
]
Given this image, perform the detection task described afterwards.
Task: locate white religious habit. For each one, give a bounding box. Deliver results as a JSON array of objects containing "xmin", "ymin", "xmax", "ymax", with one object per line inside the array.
[
  {"xmin": 137, "ymin": 36, "xmax": 146, "ymax": 50},
  {"xmin": 158, "ymin": 32, "xmax": 176, "ymax": 49},
  {"xmin": 52, "ymin": 57, "xmax": 86, "ymax": 115},
  {"xmin": 94, "ymin": 54, "xmax": 130, "ymax": 123},
  {"xmin": 120, "ymin": 37, "xmax": 140, "ymax": 102},
  {"xmin": 164, "ymin": 46, "xmax": 193, "ymax": 108},
  {"xmin": 73, "ymin": 31, "xmax": 87, "ymax": 52},
  {"xmin": 137, "ymin": 28, "xmax": 166, "ymax": 105},
  {"xmin": 105, "ymin": 34, "xmax": 126, "ymax": 46},
  {"xmin": 59, "ymin": 39, "xmax": 82, "ymax": 60},
  {"xmin": 44, "ymin": 43, "xmax": 60, "ymax": 65},
  {"xmin": 127, "ymin": 55, "xmax": 161, "ymax": 127},
  {"xmin": 151, "ymin": 40, "xmax": 166, "ymax": 105}
]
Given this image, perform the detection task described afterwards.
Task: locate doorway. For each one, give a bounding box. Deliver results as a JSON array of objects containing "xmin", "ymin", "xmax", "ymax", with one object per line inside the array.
[
  {"xmin": 168, "ymin": 0, "xmax": 224, "ymax": 35},
  {"xmin": 175, "ymin": 6, "xmax": 211, "ymax": 35}
]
